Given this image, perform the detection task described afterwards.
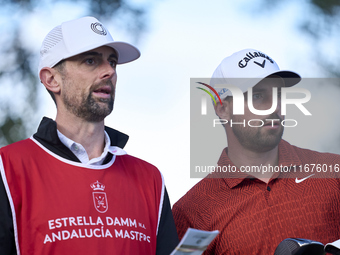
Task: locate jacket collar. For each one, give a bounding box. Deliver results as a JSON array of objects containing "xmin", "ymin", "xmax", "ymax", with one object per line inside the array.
[{"xmin": 32, "ymin": 117, "xmax": 129, "ymax": 162}]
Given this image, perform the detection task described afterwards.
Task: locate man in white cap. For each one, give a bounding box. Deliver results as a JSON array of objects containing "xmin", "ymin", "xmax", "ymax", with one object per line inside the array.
[
  {"xmin": 0, "ymin": 16, "xmax": 178, "ymax": 255},
  {"xmin": 172, "ymin": 49, "xmax": 340, "ymax": 254}
]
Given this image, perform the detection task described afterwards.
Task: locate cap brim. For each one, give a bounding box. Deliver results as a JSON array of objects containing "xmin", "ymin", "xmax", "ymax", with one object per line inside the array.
[
  {"xmin": 106, "ymin": 41, "xmax": 141, "ymax": 64},
  {"xmin": 214, "ymin": 70, "xmax": 301, "ymax": 98},
  {"xmin": 50, "ymin": 41, "xmax": 140, "ymax": 68},
  {"xmin": 264, "ymin": 70, "xmax": 301, "ymax": 87}
]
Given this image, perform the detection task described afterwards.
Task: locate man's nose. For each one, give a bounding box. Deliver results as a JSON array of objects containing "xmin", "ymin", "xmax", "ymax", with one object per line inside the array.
[
  {"xmin": 272, "ymin": 90, "xmax": 282, "ymax": 115},
  {"xmin": 100, "ymin": 61, "xmax": 116, "ymax": 80}
]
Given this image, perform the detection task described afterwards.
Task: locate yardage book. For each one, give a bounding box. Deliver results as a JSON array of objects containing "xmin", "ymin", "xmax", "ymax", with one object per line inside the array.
[{"xmin": 170, "ymin": 228, "xmax": 219, "ymax": 255}]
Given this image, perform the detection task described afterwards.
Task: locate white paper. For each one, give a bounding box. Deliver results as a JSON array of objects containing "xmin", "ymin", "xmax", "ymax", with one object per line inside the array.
[
  {"xmin": 325, "ymin": 239, "xmax": 340, "ymax": 254},
  {"xmin": 170, "ymin": 228, "xmax": 219, "ymax": 255}
]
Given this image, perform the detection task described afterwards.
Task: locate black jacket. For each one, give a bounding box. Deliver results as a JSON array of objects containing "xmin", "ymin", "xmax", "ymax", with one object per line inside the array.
[{"xmin": 0, "ymin": 117, "xmax": 179, "ymax": 255}]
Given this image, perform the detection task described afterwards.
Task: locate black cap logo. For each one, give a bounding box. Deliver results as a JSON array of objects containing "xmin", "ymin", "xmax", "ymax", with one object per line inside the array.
[
  {"xmin": 238, "ymin": 51, "xmax": 274, "ymax": 68},
  {"xmin": 91, "ymin": 22, "xmax": 107, "ymax": 36}
]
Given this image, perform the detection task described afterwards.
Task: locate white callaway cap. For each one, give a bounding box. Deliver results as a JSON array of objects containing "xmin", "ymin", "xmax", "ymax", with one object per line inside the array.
[
  {"xmin": 38, "ymin": 16, "xmax": 140, "ymax": 74},
  {"xmin": 210, "ymin": 48, "xmax": 301, "ymax": 100}
]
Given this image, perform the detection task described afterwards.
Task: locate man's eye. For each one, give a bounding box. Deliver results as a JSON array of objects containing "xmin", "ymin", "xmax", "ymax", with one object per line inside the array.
[
  {"xmin": 253, "ymin": 93, "xmax": 262, "ymax": 99},
  {"xmin": 85, "ymin": 58, "xmax": 95, "ymax": 65},
  {"xmin": 109, "ymin": 60, "xmax": 117, "ymax": 68}
]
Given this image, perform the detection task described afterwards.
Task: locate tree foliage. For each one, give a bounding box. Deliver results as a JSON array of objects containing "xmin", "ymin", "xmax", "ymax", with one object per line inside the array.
[
  {"xmin": 255, "ymin": 0, "xmax": 340, "ymax": 77},
  {"xmin": 0, "ymin": 0, "xmax": 147, "ymax": 146},
  {"xmin": 1, "ymin": 0, "xmax": 339, "ymax": 147}
]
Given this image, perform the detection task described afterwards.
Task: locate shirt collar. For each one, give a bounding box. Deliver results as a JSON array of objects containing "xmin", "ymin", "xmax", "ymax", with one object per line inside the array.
[
  {"xmin": 213, "ymin": 140, "xmax": 302, "ymax": 189},
  {"xmin": 57, "ymin": 130, "xmax": 126, "ymax": 165}
]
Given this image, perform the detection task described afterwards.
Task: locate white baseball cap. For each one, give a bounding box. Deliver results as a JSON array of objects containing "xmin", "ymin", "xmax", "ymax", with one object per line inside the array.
[
  {"xmin": 38, "ymin": 16, "xmax": 140, "ymax": 74},
  {"xmin": 210, "ymin": 48, "xmax": 301, "ymax": 100}
]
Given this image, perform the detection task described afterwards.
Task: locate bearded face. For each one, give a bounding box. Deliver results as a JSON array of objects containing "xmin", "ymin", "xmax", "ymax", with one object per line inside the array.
[
  {"xmin": 227, "ymin": 76, "xmax": 286, "ymax": 152},
  {"xmin": 61, "ymin": 77, "xmax": 115, "ymax": 122},
  {"xmin": 55, "ymin": 46, "xmax": 118, "ymax": 123},
  {"xmin": 231, "ymin": 113, "xmax": 284, "ymax": 152}
]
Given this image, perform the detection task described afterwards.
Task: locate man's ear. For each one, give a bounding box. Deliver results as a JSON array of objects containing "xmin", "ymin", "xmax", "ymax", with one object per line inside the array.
[
  {"xmin": 39, "ymin": 67, "xmax": 61, "ymax": 94},
  {"xmin": 214, "ymin": 99, "xmax": 233, "ymax": 120}
]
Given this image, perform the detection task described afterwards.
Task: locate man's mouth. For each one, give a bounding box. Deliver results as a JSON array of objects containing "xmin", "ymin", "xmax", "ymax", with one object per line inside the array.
[
  {"xmin": 262, "ymin": 119, "xmax": 281, "ymax": 128},
  {"xmin": 92, "ymin": 85, "xmax": 112, "ymax": 98}
]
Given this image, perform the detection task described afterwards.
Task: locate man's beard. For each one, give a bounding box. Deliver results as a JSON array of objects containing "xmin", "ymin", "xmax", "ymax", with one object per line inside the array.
[
  {"xmin": 231, "ymin": 114, "xmax": 284, "ymax": 152},
  {"xmin": 62, "ymin": 80, "xmax": 114, "ymax": 122}
]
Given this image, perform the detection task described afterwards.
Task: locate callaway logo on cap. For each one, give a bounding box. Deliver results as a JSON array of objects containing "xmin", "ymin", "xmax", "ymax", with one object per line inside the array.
[
  {"xmin": 238, "ymin": 51, "xmax": 274, "ymax": 69},
  {"xmin": 38, "ymin": 16, "xmax": 141, "ymax": 74},
  {"xmin": 209, "ymin": 48, "xmax": 301, "ymax": 100}
]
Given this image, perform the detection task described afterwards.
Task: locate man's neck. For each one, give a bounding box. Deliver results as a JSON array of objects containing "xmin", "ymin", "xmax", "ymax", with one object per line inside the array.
[
  {"xmin": 55, "ymin": 113, "xmax": 106, "ymax": 160},
  {"xmin": 227, "ymin": 141, "xmax": 279, "ymax": 184}
]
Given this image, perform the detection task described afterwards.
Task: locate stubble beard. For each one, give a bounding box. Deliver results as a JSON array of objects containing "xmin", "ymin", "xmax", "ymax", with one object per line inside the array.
[
  {"xmin": 62, "ymin": 79, "xmax": 114, "ymax": 123},
  {"xmin": 231, "ymin": 114, "xmax": 284, "ymax": 152}
]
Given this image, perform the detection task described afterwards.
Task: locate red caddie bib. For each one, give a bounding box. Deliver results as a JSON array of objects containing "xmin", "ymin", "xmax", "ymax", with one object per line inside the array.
[{"xmin": 0, "ymin": 138, "xmax": 164, "ymax": 255}]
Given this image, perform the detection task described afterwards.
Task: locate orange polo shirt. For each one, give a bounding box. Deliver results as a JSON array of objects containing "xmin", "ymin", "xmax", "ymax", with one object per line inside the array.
[{"xmin": 172, "ymin": 140, "xmax": 340, "ymax": 254}]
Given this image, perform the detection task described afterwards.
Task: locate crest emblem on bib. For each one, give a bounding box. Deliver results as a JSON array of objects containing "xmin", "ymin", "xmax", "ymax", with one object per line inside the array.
[{"xmin": 90, "ymin": 181, "xmax": 108, "ymax": 213}]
